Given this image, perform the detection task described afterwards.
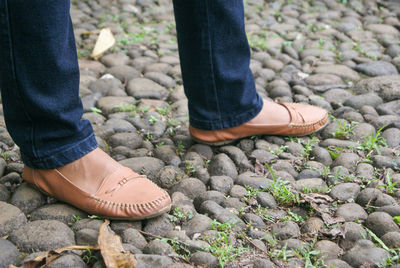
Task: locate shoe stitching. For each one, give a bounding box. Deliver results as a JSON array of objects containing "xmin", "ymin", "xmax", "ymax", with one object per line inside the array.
[
  {"xmin": 288, "ymin": 114, "xmax": 328, "ymax": 128},
  {"xmin": 90, "ymin": 193, "xmax": 170, "ymax": 208}
]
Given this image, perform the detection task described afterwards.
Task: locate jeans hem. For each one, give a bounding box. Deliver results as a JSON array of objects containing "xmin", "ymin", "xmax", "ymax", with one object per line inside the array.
[
  {"xmin": 21, "ymin": 133, "xmax": 98, "ymax": 169},
  {"xmin": 189, "ymin": 98, "xmax": 263, "ymax": 130}
]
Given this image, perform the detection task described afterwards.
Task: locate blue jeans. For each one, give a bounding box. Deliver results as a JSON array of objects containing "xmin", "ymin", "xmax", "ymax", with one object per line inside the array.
[{"xmin": 0, "ymin": 0, "xmax": 262, "ymax": 169}]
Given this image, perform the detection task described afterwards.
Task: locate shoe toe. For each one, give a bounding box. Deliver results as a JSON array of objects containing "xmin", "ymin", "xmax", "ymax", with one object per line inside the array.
[{"xmin": 294, "ymin": 103, "xmax": 328, "ymax": 123}]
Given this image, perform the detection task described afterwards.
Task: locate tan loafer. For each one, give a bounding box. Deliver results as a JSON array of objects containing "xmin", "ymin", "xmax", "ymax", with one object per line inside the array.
[
  {"xmin": 22, "ymin": 149, "xmax": 171, "ymax": 220},
  {"xmin": 190, "ymin": 102, "xmax": 329, "ymax": 146}
]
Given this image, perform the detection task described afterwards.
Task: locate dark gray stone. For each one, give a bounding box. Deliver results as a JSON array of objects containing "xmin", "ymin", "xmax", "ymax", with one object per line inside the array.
[
  {"xmin": 10, "ymin": 220, "xmax": 75, "ymax": 251},
  {"xmin": 0, "ymin": 201, "xmax": 27, "ymax": 237},
  {"xmin": 366, "ymin": 212, "xmax": 399, "ymax": 237},
  {"xmin": 208, "ymin": 153, "xmax": 238, "ymax": 180},
  {"xmin": 272, "ymin": 221, "xmax": 300, "ymax": 240},
  {"xmin": 355, "ymin": 61, "xmax": 398, "ymax": 76},
  {"xmin": 171, "ymin": 178, "xmax": 206, "ymax": 199},
  {"xmin": 30, "ymin": 203, "xmax": 87, "ymax": 225},
  {"xmin": 335, "ymin": 203, "xmax": 367, "ymax": 222},
  {"xmin": 0, "ymin": 238, "xmax": 19, "ymax": 268},
  {"xmin": 122, "ymin": 228, "xmax": 148, "ymax": 250},
  {"xmin": 120, "ymin": 157, "xmax": 165, "ymax": 180}
]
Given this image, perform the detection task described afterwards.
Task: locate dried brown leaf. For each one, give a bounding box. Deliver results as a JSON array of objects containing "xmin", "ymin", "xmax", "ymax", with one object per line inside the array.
[
  {"xmin": 253, "ymin": 159, "xmax": 267, "ymax": 176},
  {"xmin": 8, "ymin": 246, "xmax": 98, "ymax": 268},
  {"xmin": 98, "ymin": 219, "xmax": 137, "ymax": 268}
]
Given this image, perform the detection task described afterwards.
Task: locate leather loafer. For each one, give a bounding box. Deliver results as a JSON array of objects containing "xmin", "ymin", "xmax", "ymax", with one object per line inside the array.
[
  {"xmin": 189, "ymin": 102, "xmax": 328, "ymax": 146},
  {"xmin": 22, "ymin": 150, "xmax": 171, "ymax": 220}
]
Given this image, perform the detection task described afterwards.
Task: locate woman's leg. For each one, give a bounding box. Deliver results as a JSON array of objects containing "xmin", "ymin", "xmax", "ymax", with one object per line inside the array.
[
  {"xmin": 0, "ymin": 0, "xmax": 97, "ymax": 169},
  {"xmin": 172, "ymin": 0, "xmax": 264, "ymax": 131},
  {"xmin": 172, "ymin": 0, "xmax": 328, "ymax": 145},
  {"xmin": 0, "ymin": 0, "xmax": 171, "ymax": 219}
]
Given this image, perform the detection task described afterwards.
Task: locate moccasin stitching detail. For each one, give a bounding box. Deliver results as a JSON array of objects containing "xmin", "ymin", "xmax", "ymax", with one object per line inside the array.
[
  {"xmin": 91, "ymin": 193, "xmax": 169, "ymax": 208},
  {"xmin": 288, "ymin": 115, "xmax": 328, "ymax": 128}
]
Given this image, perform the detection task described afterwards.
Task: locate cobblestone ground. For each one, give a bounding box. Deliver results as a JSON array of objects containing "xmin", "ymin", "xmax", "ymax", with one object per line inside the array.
[{"xmin": 1, "ymin": 0, "xmax": 400, "ymax": 267}]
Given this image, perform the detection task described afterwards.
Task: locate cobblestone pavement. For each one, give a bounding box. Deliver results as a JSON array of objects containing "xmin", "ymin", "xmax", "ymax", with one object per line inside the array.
[{"xmin": 1, "ymin": 0, "xmax": 400, "ymax": 267}]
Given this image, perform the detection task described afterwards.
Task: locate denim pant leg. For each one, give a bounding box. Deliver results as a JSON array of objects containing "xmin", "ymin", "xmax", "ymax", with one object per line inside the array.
[
  {"xmin": 0, "ymin": 0, "xmax": 97, "ymax": 169},
  {"xmin": 172, "ymin": 0, "xmax": 263, "ymax": 130}
]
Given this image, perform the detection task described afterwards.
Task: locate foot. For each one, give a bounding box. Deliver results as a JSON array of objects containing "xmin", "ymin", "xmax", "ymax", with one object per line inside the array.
[
  {"xmin": 22, "ymin": 148, "xmax": 171, "ymax": 220},
  {"xmin": 189, "ymin": 100, "xmax": 328, "ymax": 145}
]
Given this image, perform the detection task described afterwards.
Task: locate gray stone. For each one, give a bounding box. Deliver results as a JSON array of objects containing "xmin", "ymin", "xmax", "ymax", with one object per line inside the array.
[
  {"xmin": 272, "ymin": 221, "xmax": 300, "ymax": 240},
  {"xmin": 377, "ymin": 204, "xmax": 400, "ymax": 217},
  {"xmin": 107, "ymin": 65, "xmax": 139, "ymax": 82},
  {"xmin": 100, "ymin": 53, "xmax": 129, "ymax": 67},
  {"xmin": 301, "ymin": 217, "xmax": 324, "ymax": 234},
  {"xmin": 257, "ymin": 192, "xmax": 277, "ymax": 209},
  {"xmin": 121, "ymin": 228, "xmax": 148, "ymax": 250},
  {"xmin": 0, "ymin": 184, "xmax": 10, "ymax": 202},
  {"xmin": 10, "ymin": 220, "xmax": 75, "ymax": 251},
  {"xmin": 75, "ymin": 228, "xmax": 98, "ymax": 246},
  {"xmin": 314, "ymin": 240, "xmax": 342, "ymax": 260},
  {"xmin": 156, "ymin": 166, "xmax": 186, "ymax": 189},
  {"xmin": 46, "ymin": 253, "xmax": 87, "ymax": 268},
  {"xmin": 381, "ymin": 232, "xmax": 400, "ymax": 248},
  {"xmin": 339, "ymin": 222, "xmax": 367, "ymax": 250},
  {"xmin": 219, "ymin": 146, "xmax": 252, "ymax": 172},
  {"xmin": 355, "ymin": 61, "xmax": 398, "ymax": 76},
  {"xmin": 190, "ymin": 252, "xmax": 218, "ymax": 268},
  {"xmin": 127, "ymin": 78, "xmax": 168, "ymax": 100},
  {"xmin": 208, "ymin": 153, "xmax": 238, "ymax": 180},
  {"xmin": 144, "ymin": 214, "xmax": 174, "ymax": 237},
  {"xmin": 143, "ymin": 240, "xmax": 176, "ymax": 255},
  {"xmin": 96, "ymin": 96, "xmax": 136, "ymax": 115},
  {"xmin": 366, "ymin": 212, "xmax": 399, "ymax": 237},
  {"xmin": 209, "ymin": 176, "xmax": 234, "ymax": 194},
  {"xmin": 199, "ymin": 201, "xmax": 245, "ymax": 231},
  {"xmin": 135, "ymin": 254, "xmax": 173, "ymax": 268},
  {"xmin": 243, "ymin": 213, "xmax": 266, "ymax": 228},
  {"xmin": 342, "ymin": 240, "xmax": 390, "ymax": 268},
  {"xmin": 335, "ymin": 203, "xmax": 367, "ymax": 222},
  {"xmin": 330, "ymin": 183, "xmax": 360, "ymax": 202},
  {"xmin": 314, "ymin": 64, "xmax": 360, "ymax": 81},
  {"xmin": 171, "ymin": 178, "xmax": 206, "ymax": 199},
  {"xmin": 250, "ymin": 149, "xmax": 278, "ymax": 164},
  {"xmin": 355, "ymin": 75, "xmax": 400, "ymax": 102},
  {"xmin": 182, "ymin": 214, "xmax": 213, "ymax": 238},
  {"xmin": 343, "ymin": 93, "xmax": 383, "ymax": 109},
  {"xmin": 193, "ymin": 191, "xmax": 225, "ymax": 210},
  {"xmin": 382, "ymin": 128, "xmax": 400, "ymax": 147},
  {"xmin": 144, "ymin": 72, "xmax": 176, "ymax": 88},
  {"xmin": 311, "ymin": 146, "xmax": 332, "ymax": 166},
  {"xmin": 236, "ymin": 172, "xmax": 272, "ymax": 190},
  {"xmin": 154, "ymin": 145, "xmax": 181, "ymax": 166},
  {"xmin": 120, "ymin": 157, "xmax": 165, "ymax": 180},
  {"xmin": 324, "ymin": 259, "xmax": 352, "ymax": 268},
  {"xmin": 30, "ymin": 204, "xmax": 87, "ymax": 225},
  {"xmin": 293, "ymin": 178, "xmax": 328, "ymax": 193},
  {"xmin": 0, "ymin": 201, "xmax": 27, "ymax": 237},
  {"xmin": 0, "ymin": 238, "xmax": 19, "ymax": 268}
]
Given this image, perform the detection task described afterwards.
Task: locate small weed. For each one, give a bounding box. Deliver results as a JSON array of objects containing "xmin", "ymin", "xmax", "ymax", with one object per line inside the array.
[
  {"xmin": 82, "ymin": 247, "xmax": 98, "ymax": 264},
  {"xmin": 90, "ymin": 107, "xmax": 103, "ymax": 114},
  {"xmin": 184, "ymin": 161, "xmax": 196, "ymax": 176},
  {"xmin": 114, "ymin": 104, "xmax": 136, "ymax": 113},
  {"xmin": 176, "ymin": 141, "xmax": 185, "ymax": 153},
  {"xmin": 159, "ymin": 237, "xmax": 191, "ymax": 259},
  {"xmin": 266, "ymin": 163, "xmax": 300, "ymax": 206},
  {"xmin": 204, "ymin": 219, "xmax": 249, "ymax": 267},
  {"xmin": 330, "ymin": 117, "xmax": 358, "ymax": 139},
  {"xmin": 378, "ymin": 172, "xmax": 398, "ymax": 194},
  {"xmin": 148, "ymin": 115, "xmax": 159, "ymax": 124},
  {"xmin": 168, "ymin": 207, "xmax": 193, "ymax": 224},
  {"xmin": 357, "ymin": 126, "xmax": 387, "ymax": 154},
  {"xmin": 242, "ymin": 186, "xmax": 262, "ymax": 203},
  {"xmin": 281, "ymin": 210, "xmax": 304, "ymax": 222}
]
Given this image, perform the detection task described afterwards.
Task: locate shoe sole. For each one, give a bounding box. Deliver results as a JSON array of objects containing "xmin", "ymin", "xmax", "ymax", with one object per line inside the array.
[
  {"xmin": 191, "ymin": 118, "xmax": 329, "ymax": 146},
  {"xmin": 27, "ymin": 182, "xmax": 172, "ymax": 221}
]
